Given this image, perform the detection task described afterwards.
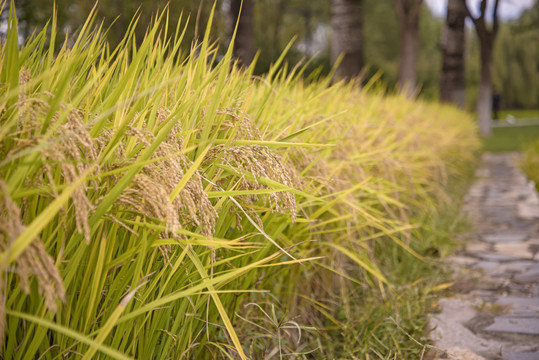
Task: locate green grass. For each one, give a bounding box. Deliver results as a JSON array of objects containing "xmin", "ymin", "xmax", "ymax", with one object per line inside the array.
[
  {"xmin": 498, "ymin": 109, "xmax": 539, "ymax": 119},
  {"xmin": 483, "ymin": 125, "xmax": 539, "ymax": 152},
  {"xmin": 1, "ymin": 5, "xmax": 480, "ymax": 359},
  {"xmin": 483, "ymin": 108, "xmax": 539, "ymax": 152}
]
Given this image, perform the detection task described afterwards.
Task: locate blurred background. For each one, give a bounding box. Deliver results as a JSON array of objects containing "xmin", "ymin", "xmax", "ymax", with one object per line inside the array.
[{"xmin": 4, "ymin": 0, "xmax": 539, "ymax": 110}]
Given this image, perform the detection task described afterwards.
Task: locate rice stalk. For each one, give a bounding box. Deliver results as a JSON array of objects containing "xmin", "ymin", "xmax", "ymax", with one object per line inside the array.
[{"xmin": 0, "ymin": 4, "xmax": 480, "ymax": 359}]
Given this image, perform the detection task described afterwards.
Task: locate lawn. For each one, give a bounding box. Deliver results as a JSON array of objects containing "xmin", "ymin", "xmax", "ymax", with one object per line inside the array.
[
  {"xmin": 483, "ymin": 125, "xmax": 539, "ymax": 152},
  {"xmin": 497, "ymin": 109, "xmax": 539, "ymax": 120},
  {"xmin": 482, "ymin": 108, "xmax": 539, "ymax": 152}
]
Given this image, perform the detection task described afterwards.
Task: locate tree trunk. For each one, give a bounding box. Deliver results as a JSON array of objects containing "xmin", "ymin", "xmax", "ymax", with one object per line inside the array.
[
  {"xmin": 272, "ymin": 0, "xmax": 287, "ymax": 60},
  {"xmin": 398, "ymin": 21, "xmax": 419, "ymax": 93},
  {"xmin": 115, "ymin": 0, "xmax": 126, "ymax": 46},
  {"xmin": 478, "ymin": 41, "xmax": 493, "ymax": 136},
  {"xmin": 230, "ymin": 0, "xmax": 255, "ymax": 67},
  {"xmin": 331, "ymin": 0, "xmax": 363, "ymax": 80},
  {"xmin": 439, "ymin": 0, "xmax": 466, "ymax": 108},
  {"xmin": 462, "ymin": 0, "xmax": 499, "ymax": 136},
  {"xmin": 394, "ymin": 0, "xmax": 422, "ymax": 96}
]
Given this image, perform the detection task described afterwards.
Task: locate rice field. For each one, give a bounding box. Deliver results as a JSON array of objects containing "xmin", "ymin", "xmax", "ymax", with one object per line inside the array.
[{"xmin": 0, "ymin": 6, "xmax": 480, "ymax": 359}]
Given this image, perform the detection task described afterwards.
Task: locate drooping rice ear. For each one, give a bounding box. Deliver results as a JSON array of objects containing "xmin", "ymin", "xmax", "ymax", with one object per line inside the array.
[{"xmin": 0, "ymin": 181, "xmax": 65, "ymax": 318}]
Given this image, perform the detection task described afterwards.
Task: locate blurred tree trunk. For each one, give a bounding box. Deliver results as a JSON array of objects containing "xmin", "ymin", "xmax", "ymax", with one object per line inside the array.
[
  {"xmin": 394, "ymin": 0, "xmax": 422, "ymax": 96},
  {"xmin": 331, "ymin": 0, "xmax": 363, "ymax": 80},
  {"xmin": 463, "ymin": 0, "xmax": 499, "ymax": 136},
  {"xmin": 114, "ymin": 0, "xmax": 126, "ymax": 46},
  {"xmin": 271, "ymin": 0, "xmax": 287, "ymax": 60},
  {"xmin": 230, "ymin": 0, "xmax": 255, "ymax": 67},
  {"xmin": 440, "ymin": 0, "xmax": 466, "ymax": 108}
]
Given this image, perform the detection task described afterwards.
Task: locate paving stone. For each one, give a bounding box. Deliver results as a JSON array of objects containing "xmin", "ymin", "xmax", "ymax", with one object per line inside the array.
[
  {"xmin": 496, "ymin": 296, "xmax": 539, "ymax": 307},
  {"xmin": 429, "ymin": 298, "xmax": 502, "ymax": 354},
  {"xmin": 507, "ymin": 219, "xmax": 535, "ymax": 230},
  {"xmin": 484, "ymin": 317, "xmax": 539, "ymax": 335},
  {"xmin": 517, "ymin": 177, "xmax": 532, "ymax": 186},
  {"xmin": 472, "ymin": 261, "xmax": 500, "ymax": 271},
  {"xmin": 475, "ymin": 168, "xmax": 490, "ymax": 178},
  {"xmin": 522, "ymin": 187, "xmax": 539, "ymax": 200},
  {"xmin": 495, "ymin": 243, "xmax": 534, "ymax": 259},
  {"xmin": 472, "ymin": 290, "xmax": 495, "ymax": 297},
  {"xmin": 504, "ymin": 353, "xmax": 539, "ymax": 360},
  {"xmin": 504, "ymin": 352, "xmax": 539, "ymax": 360},
  {"xmin": 514, "ymin": 268, "xmax": 539, "ymax": 284},
  {"xmin": 483, "ymin": 207, "xmax": 519, "ymax": 219},
  {"xmin": 430, "ymin": 153, "xmax": 539, "ymax": 357},
  {"xmin": 507, "ymin": 283, "xmax": 530, "ymax": 294},
  {"xmin": 486, "ymin": 199, "xmax": 516, "ymax": 207},
  {"xmin": 448, "ymin": 255, "xmax": 478, "ymax": 267},
  {"xmin": 496, "ymin": 296, "xmax": 539, "ymax": 316},
  {"xmin": 521, "ymin": 194, "xmax": 539, "ymax": 204},
  {"xmin": 444, "ymin": 347, "xmax": 488, "ymax": 360},
  {"xmin": 467, "ymin": 192, "xmax": 484, "ymax": 201},
  {"xmin": 502, "ymin": 190, "xmax": 521, "ymax": 199},
  {"xmin": 466, "ymin": 242, "xmax": 491, "ymax": 253},
  {"xmin": 504, "ymin": 261, "xmax": 536, "ymax": 273},
  {"xmin": 518, "ymin": 202, "xmax": 539, "ymax": 219},
  {"xmin": 482, "ymin": 233, "xmax": 528, "ymax": 243},
  {"xmin": 475, "ymin": 252, "xmax": 523, "ymax": 262},
  {"xmin": 529, "ymin": 239, "xmax": 539, "ymax": 255}
]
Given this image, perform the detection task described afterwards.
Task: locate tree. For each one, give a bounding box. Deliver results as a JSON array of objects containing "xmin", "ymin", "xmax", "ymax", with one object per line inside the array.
[
  {"xmin": 462, "ymin": 0, "xmax": 500, "ymax": 136},
  {"xmin": 14, "ymin": 0, "xmax": 221, "ymax": 53},
  {"xmin": 331, "ymin": 0, "xmax": 363, "ymax": 79},
  {"xmin": 230, "ymin": 0, "xmax": 255, "ymax": 67},
  {"xmin": 493, "ymin": 2, "xmax": 539, "ymax": 109},
  {"xmin": 393, "ymin": 0, "xmax": 423, "ymax": 95},
  {"xmin": 439, "ymin": 0, "xmax": 466, "ymax": 107}
]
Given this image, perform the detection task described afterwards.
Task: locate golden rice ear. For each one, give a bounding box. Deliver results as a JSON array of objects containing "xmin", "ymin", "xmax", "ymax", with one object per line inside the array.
[
  {"xmin": 206, "ymin": 144, "xmax": 297, "ymax": 221},
  {"xmin": 114, "ymin": 108, "xmax": 218, "ymax": 240},
  {"xmin": 10, "ymin": 94, "xmax": 98, "ymax": 245},
  {"xmin": 217, "ymin": 107, "xmax": 262, "ymax": 141},
  {"xmin": 43, "ymin": 109, "xmax": 97, "ymax": 244},
  {"xmin": 0, "ymin": 181, "xmax": 65, "ymax": 319},
  {"xmin": 159, "ymin": 107, "xmax": 185, "ymax": 149}
]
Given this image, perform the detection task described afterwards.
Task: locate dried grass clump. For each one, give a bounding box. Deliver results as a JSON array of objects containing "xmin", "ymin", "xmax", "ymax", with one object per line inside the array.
[
  {"xmin": 0, "ymin": 181, "xmax": 65, "ymax": 342},
  {"xmin": 206, "ymin": 144, "xmax": 297, "ymax": 221}
]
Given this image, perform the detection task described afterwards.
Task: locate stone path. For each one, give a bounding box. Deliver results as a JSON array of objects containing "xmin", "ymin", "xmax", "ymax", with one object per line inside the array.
[{"xmin": 429, "ymin": 153, "xmax": 539, "ymax": 360}]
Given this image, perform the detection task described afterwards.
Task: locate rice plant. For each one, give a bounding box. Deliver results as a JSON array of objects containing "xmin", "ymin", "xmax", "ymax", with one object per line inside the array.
[{"xmin": 0, "ymin": 3, "xmax": 479, "ymax": 359}]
